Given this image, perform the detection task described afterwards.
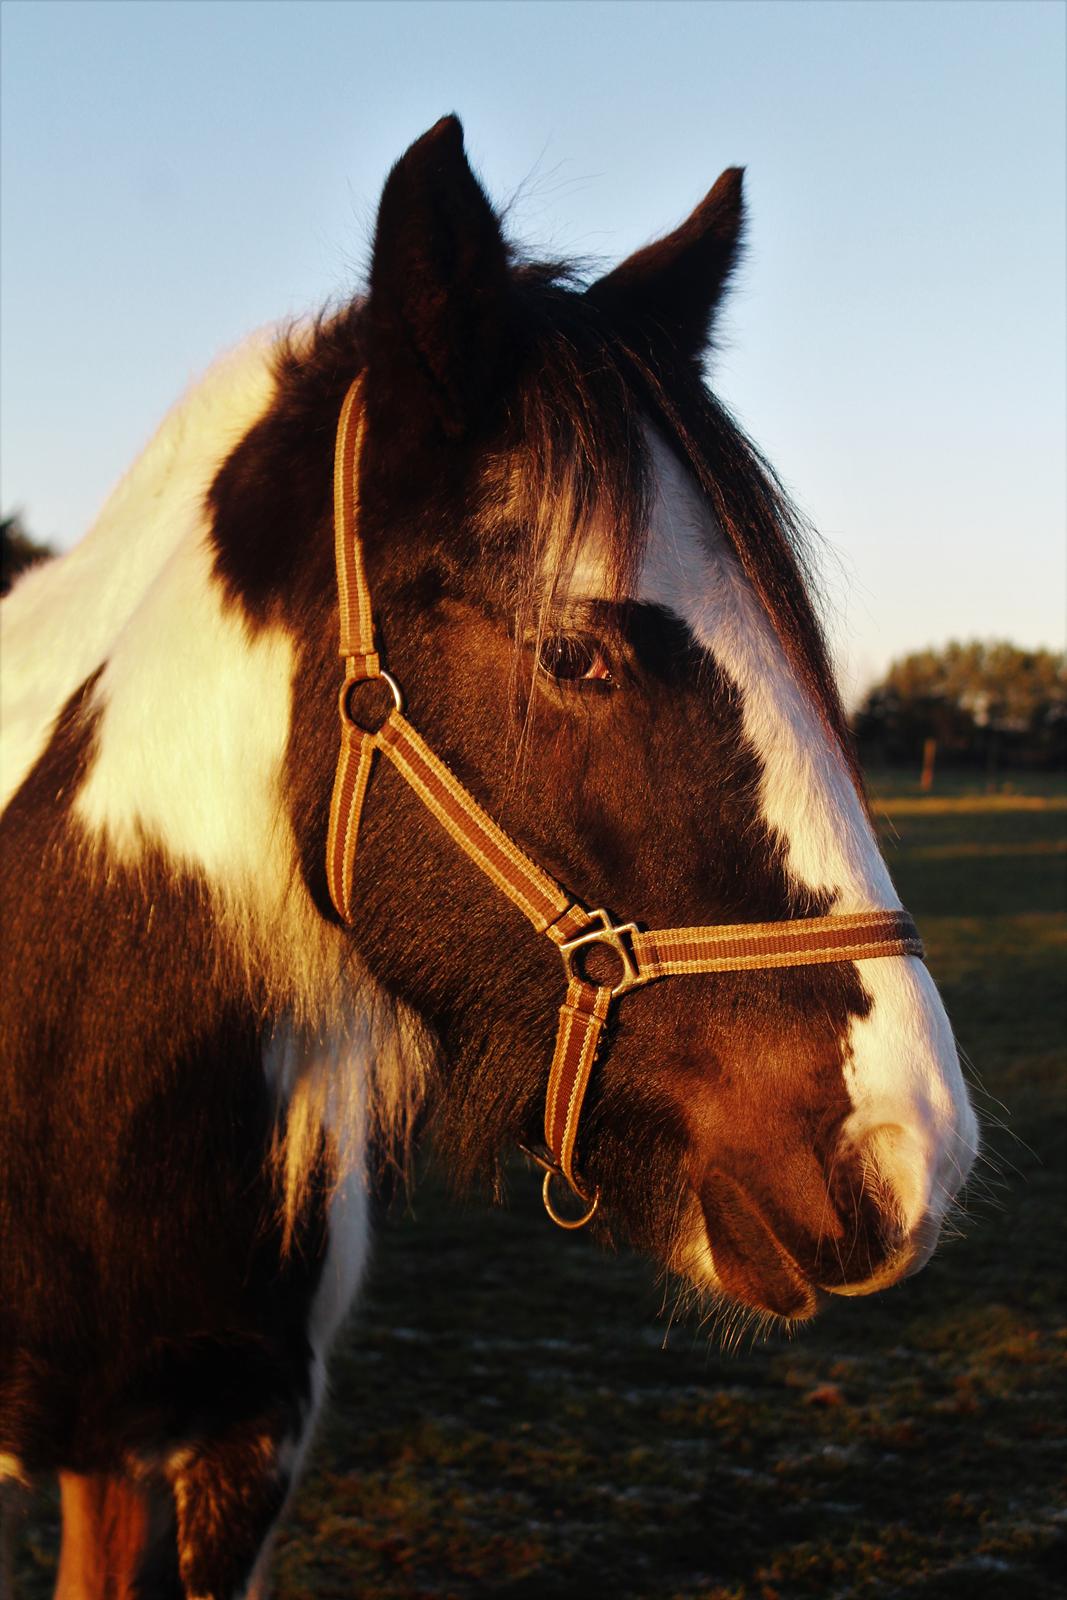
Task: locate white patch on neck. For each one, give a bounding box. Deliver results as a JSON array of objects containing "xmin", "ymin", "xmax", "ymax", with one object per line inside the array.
[
  {"xmin": 1, "ymin": 331, "xmax": 284, "ymax": 810},
  {"xmin": 64, "ymin": 512, "xmax": 358, "ymax": 1030},
  {"xmin": 73, "ymin": 528, "xmax": 298, "ymax": 891},
  {"xmin": 1, "ymin": 323, "xmax": 357, "ymax": 1027},
  {"xmin": 634, "ymin": 428, "xmax": 896, "ymax": 912},
  {"xmin": 63, "ymin": 466, "xmax": 355, "ymax": 1023}
]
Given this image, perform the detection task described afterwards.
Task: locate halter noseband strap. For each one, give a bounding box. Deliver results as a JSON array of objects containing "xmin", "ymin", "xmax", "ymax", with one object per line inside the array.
[{"xmin": 325, "ymin": 376, "xmax": 924, "ymax": 1229}]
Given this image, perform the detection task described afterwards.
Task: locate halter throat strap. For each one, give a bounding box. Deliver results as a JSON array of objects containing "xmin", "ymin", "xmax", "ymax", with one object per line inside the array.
[{"xmin": 324, "ymin": 375, "xmax": 924, "ymax": 1229}]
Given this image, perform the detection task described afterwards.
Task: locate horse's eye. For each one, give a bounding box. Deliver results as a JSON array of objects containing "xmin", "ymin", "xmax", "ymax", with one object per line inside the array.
[{"xmin": 537, "ymin": 634, "xmax": 615, "ymax": 684}]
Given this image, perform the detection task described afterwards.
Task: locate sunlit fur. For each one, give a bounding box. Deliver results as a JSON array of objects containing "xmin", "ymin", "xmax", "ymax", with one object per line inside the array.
[{"xmin": 0, "ymin": 1453, "xmax": 27, "ymax": 1489}]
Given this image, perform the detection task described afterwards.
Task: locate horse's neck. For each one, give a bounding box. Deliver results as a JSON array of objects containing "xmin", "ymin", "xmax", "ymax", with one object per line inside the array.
[
  {"xmin": 3, "ymin": 324, "xmax": 356, "ymax": 1021},
  {"xmin": 1, "ymin": 322, "xmax": 430, "ymax": 1220},
  {"xmin": 1, "ymin": 331, "xmax": 282, "ymax": 809}
]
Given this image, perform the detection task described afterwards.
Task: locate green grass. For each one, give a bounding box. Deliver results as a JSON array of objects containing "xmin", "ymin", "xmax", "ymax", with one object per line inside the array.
[
  {"xmin": 9, "ymin": 774, "xmax": 1066, "ymax": 1597},
  {"xmin": 864, "ymin": 766, "xmax": 1067, "ymax": 804}
]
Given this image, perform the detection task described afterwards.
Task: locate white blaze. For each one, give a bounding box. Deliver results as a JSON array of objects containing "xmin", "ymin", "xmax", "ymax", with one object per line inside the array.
[
  {"xmin": 637, "ymin": 431, "xmax": 898, "ymax": 913},
  {"xmin": 572, "ymin": 425, "xmax": 978, "ymax": 1266}
]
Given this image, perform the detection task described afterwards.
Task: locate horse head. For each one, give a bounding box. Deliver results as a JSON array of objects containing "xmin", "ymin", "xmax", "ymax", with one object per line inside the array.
[{"xmin": 205, "ymin": 117, "xmax": 977, "ymax": 1320}]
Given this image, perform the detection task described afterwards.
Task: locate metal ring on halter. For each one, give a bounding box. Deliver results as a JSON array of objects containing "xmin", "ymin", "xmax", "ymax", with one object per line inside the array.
[
  {"xmin": 339, "ymin": 668, "xmax": 405, "ymax": 733},
  {"xmin": 377, "ymin": 670, "xmax": 404, "ymax": 713},
  {"xmin": 558, "ymin": 908, "xmax": 646, "ymax": 998},
  {"xmin": 542, "ymin": 1168, "xmax": 600, "ymax": 1230}
]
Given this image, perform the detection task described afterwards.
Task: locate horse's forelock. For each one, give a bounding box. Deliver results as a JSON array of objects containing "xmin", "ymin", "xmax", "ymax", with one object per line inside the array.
[{"xmin": 432, "ymin": 278, "xmax": 852, "ymax": 795}]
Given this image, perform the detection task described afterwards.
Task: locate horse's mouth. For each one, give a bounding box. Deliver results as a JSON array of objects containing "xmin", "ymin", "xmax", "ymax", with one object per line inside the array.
[{"xmin": 694, "ymin": 1169, "xmax": 927, "ymax": 1321}]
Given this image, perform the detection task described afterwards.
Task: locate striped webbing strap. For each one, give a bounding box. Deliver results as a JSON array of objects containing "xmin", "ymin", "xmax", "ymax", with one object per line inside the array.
[{"xmin": 324, "ymin": 376, "xmax": 925, "ymax": 1230}]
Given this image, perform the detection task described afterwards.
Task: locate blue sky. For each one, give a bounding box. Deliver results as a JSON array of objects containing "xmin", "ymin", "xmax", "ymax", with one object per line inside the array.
[{"xmin": 2, "ymin": 0, "xmax": 1063, "ymax": 697}]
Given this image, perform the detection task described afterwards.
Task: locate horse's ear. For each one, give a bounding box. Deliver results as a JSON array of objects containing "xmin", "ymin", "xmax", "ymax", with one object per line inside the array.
[
  {"xmin": 366, "ymin": 115, "xmax": 511, "ymax": 440},
  {"xmin": 587, "ymin": 167, "xmax": 745, "ymax": 362}
]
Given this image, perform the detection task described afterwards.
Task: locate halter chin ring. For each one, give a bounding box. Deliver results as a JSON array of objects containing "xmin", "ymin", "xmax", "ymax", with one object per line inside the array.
[
  {"xmin": 542, "ymin": 1168, "xmax": 600, "ymax": 1230},
  {"xmin": 340, "ymin": 669, "xmax": 404, "ymax": 735},
  {"xmin": 559, "ymin": 909, "xmax": 647, "ymax": 998}
]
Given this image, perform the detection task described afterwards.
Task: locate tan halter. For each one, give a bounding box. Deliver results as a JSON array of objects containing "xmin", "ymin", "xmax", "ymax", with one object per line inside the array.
[{"xmin": 325, "ymin": 377, "xmax": 923, "ymax": 1228}]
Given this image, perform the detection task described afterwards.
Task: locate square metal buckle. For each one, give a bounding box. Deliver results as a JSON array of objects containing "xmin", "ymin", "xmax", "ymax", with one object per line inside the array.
[{"xmin": 559, "ymin": 908, "xmax": 646, "ymax": 997}]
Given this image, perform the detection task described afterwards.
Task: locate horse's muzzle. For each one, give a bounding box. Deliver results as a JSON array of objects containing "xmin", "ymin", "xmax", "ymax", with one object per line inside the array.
[{"xmin": 696, "ymin": 1128, "xmax": 943, "ymax": 1318}]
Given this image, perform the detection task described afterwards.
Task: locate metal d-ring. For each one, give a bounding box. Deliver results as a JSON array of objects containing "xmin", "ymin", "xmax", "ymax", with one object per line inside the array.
[
  {"xmin": 376, "ymin": 669, "xmax": 404, "ymax": 713},
  {"xmin": 542, "ymin": 1168, "xmax": 600, "ymax": 1230},
  {"xmin": 518, "ymin": 1144, "xmax": 601, "ymax": 1230},
  {"xmin": 339, "ymin": 668, "xmax": 405, "ymax": 734}
]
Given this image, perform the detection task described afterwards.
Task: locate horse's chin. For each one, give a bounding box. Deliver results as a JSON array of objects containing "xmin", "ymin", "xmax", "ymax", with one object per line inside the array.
[
  {"xmin": 665, "ymin": 1180, "xmax": 816, "ymax": 1322},
  {"xmin": 693, "ymin": 1170, "xmax": 820, "ymax": 1320}
]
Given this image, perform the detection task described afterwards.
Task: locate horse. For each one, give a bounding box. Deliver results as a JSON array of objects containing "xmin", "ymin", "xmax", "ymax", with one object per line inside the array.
[{"xmin": 0, "ymin": 115, "xmax": 977, "ymax": 1598}]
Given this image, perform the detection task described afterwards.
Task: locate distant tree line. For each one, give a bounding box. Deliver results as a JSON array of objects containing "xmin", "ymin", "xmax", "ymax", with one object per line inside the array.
[
  {"xmin": 1, "ymin": 512, "xmax": 53, "ymax": 596},
  {"xmin": 853, "ymin": 640, "xmax": 1066, "ymax": 772}
]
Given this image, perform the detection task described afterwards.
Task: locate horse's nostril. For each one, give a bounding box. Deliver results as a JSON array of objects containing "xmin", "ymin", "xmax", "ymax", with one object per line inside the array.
[
  {"xmin": 813, "ymin": 1121, "xmax": 951, "ymax": 1294},
  {"xmin": 851, "ymin": 1121, "xmax": 931, "ymax": 1232}
]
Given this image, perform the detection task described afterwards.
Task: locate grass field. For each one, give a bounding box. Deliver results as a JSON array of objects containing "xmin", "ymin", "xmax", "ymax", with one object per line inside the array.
[{"xmin": 10, "ymin": 774, "xmax": 1066, "ymax": 1597}]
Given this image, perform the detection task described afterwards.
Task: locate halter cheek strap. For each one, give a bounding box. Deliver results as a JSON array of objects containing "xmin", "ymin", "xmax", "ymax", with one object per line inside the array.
[{"xmin": 325, "ymin": 376, "xmax": 924, "ymax": 1229}]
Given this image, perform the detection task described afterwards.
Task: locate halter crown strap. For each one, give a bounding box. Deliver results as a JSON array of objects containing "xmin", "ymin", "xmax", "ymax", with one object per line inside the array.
[
  {"xmin": 332, "ymin": 378, "xmax": 378, "ymax": 676},
  {"xmin": 325, "ymin": 375, "xmax": 926, "ymax": 1229}
]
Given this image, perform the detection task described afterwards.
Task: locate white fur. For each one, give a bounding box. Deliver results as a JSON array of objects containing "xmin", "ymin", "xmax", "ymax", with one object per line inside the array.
[
  {"xmin": 263, "ymin": 1018, "xmax": 374, "ymax": 1299},
  {"xmin": 3, "ymin": 324, "xmax": 384, "ymax": 1029},
  {"xmin": 73, "ymin": 530, "xmax": 297, "ymax": 885},
  {"xmin": 5, "ymin": 325, "xmax": 322, "ymax": 972},
  {"xmin": 570, "ymin": 426, "xmax": 976, "ymax": 1285},
  {"xmin": 1, "ymin": 333, "xmax": 284, "ymax": 809},
  {"xmin": 840, "ymin": 956, "xmax": 978, "ymax": 1233}
]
